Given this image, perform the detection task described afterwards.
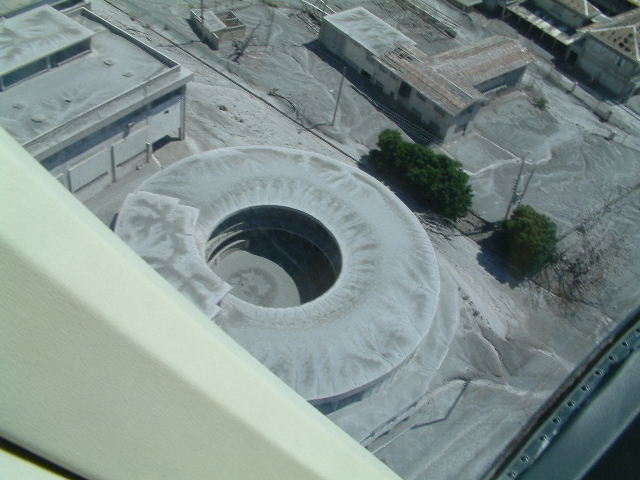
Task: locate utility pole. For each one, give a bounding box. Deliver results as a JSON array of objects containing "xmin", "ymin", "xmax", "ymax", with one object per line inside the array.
[
  {"xmin": 503, "ymin": 157, "xmax": 525, "ymax": 223},
  {"xmin": 331, "ymin": 66, "xmax": 346, "ymax": 126}
]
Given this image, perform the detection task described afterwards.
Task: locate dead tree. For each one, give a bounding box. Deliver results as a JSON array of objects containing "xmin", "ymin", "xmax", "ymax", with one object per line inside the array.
[{"xmin": 229, "ymin": 22, "xmax": 260, "ymax": 63}]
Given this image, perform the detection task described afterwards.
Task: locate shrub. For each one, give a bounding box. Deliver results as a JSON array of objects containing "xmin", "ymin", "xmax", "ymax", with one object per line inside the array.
[
  {"xmin": 533, "ymin": 96, "xmax": 548, "ymax": 110},
  {"xmin": 504, "ymin": 205, "xmax": 558, "ymax": 275},
  {"xmin": 368, "ymin": 129, "xmax": 472, "ymax": 220}
]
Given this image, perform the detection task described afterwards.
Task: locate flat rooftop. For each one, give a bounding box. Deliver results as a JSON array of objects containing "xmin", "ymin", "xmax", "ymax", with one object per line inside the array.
[
  {"xmin": 0, "ymin": 9, "xmax": 192, "ymax": 158},
  {"xmin": 0, "ymin": 6, "xmax": 94, "ymax": 77},
  {"xmin": 323, "ymin": 6, "xmax": 415, "ymax": 55},
  {"xmin": 0, "ymin": 0, "xmax": 42, "ymax": 17}
]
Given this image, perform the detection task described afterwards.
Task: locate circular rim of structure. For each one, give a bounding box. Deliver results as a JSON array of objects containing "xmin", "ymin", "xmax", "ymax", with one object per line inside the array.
[{"xmin": 115, "ymin": 146, "xmax": 440, "ymax": 403}]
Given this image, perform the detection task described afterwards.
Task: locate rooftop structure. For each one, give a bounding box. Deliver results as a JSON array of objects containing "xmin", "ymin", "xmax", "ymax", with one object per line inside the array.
[
  {"xmin": 115, "ymin": 146, "xmax": 441, "ymax": 404},
  {"xmin": 0, "ymin": 6, "xmax": 93, "ymax": 80},
  {"xmin": 0, "ymin": 6, "xmax": 192, "ymax": 199},
  {"xmin": 0, "ymin": 0, "xmax": 90, "ymax": 18}
]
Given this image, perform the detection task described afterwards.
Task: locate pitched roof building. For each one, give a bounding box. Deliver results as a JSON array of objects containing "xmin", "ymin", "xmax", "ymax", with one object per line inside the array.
[
  {"xmin": 320, "ymin": 8, "xmax": 531, "ymax": 140},
  {"xmin": 574, "ymin": 8, "xmax": 640, "ymax": 97}
]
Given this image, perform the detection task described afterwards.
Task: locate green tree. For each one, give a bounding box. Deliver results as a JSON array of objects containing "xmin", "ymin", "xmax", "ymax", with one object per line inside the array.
[
  {"xmin": 368, "ymin": 129, "xmax": 403, "ymax": 174},
  {"xmin": 504, "ymin": 205, "xmax": 558, "ymax": 275},
  {"xmin": 368, "ymin": 129, "xmax": 472, "ymax": 220}
]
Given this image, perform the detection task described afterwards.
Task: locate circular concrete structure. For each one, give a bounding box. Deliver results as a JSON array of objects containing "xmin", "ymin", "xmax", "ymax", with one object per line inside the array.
[{"xmin": 115, "ymin": 146, "xmax": 440, "ymax": 404}]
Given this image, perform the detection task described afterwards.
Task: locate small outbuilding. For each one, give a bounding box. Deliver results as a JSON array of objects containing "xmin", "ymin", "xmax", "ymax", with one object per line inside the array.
[{"xmin": 190, "ymin": 9, "xmax": 245, "ymax": 49}]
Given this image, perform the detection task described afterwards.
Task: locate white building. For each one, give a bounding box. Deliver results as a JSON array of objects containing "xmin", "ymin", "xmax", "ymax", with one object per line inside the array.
[
  {"xmin": 320, "ymin": 7, "xmax": 531, "ymax": 141},
  {"xmin": 0, "ymin": 6, "xmax": 193, "ymax": 200}
]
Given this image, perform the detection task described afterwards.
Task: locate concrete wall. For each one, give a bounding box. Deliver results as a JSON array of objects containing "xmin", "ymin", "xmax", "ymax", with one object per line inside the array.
[
  {"xmin": 533, "ymin": 0, "xmax": 590, "ymax": 28},
  {"xmin": 475, "ymin": 66, "xmax": 527, "ymax": 93},
  {"xmin": 319, "ymin": 22, "xmax": 347, "ymax": 60},
  {"xmin": 44, "ymin": 87, "xmax": 184, "ymax": 201},
  {"xmin": 577, "ymin": 36, "xmax": 640, "ymax": 97}
]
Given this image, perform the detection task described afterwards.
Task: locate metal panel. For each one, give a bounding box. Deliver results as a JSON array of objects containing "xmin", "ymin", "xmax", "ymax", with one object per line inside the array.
[
  {"xmin": 68, "ymin": 149, "xmax": 109, "ymax": 193},
  {"xmin": 112, "ymin": 126, "xmax": 149, "ymax": 167}
]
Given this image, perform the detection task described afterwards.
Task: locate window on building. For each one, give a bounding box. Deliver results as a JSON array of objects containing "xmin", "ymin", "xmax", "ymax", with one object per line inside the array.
[
  {"xmin": 2, "ymin": 58, "xmax": 49, "ymax": 89},
  {"xmin": 416, "ymin": 92, "xmax": 427, "ymax": 102},
  {"xmin": 434, "ymin": 104, "xmax": 446, "ymax": 116},
  {"xmin": 52, "ymin": 40, "xmax": 90, "ymax": 66},
  {"xmin": 399, "ymin": 82, "xmax": 412, "ymax": 98}
]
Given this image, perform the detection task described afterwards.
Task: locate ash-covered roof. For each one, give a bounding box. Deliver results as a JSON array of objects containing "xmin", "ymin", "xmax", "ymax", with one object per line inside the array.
[
  {"xmin": 378, "ymin": 37, "xmax": 531, "ymax": 115},
  {"xmin": 0, "ymin": 0, "xmax": 42, "ymax": 17},
  {"xmin": 322, "ymin": 6, "xmax": 415, "ymax": 55},
  {"xmin": 433, "ymin": 36, "xmax": 533, "ymax": 88},
  {"xmin": 0, "ymin": 6, "xmax": 93, "ymax": 77},
  {"xmin": 583, "ymin": 9, "xmax": 640, "ymax": 61},
  {"xmin": 557, "ymin": 0, "xmax": 601, "ymax": 17},
  {"xmin": 380, "ymin": 46, "xmax": 479, "ymax": 115}
]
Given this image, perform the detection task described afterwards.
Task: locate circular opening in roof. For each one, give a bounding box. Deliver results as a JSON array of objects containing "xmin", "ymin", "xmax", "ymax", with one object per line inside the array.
[{"xmin": 206, "ymin": 206, "xmax": 342, "ymax": 308}]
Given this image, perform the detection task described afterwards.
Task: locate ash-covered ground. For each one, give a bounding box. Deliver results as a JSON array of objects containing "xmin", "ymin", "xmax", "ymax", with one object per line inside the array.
[{"xmin": 87, "ymin": 0, "xmax": 637, "ymax": 478}]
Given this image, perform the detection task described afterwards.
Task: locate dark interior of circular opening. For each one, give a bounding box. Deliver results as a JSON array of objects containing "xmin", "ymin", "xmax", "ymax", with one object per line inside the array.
[{"xmin": 206, "ymin": 206, "xmax": 341, "ymax": 308}]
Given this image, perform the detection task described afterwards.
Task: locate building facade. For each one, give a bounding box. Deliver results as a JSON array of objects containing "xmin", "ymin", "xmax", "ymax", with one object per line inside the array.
[
  {"xmin": 574, "ymin": 9, "xmax": 640, "ymax": 98},
  {"xmin": 0, "ymin": 6, "xmax": 193, "ymax": 200}
]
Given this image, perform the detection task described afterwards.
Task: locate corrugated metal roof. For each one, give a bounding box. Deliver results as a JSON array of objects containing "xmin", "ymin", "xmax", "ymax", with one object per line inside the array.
[{"xmin": 557, "ymin": 0, "xmax": 600, "ymax": 17}]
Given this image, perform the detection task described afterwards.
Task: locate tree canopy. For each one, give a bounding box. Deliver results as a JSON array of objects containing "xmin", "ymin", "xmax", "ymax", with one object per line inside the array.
[
  {"xmin": 369, "ymin": 129, "xmax": 472, "ymax": 220},
  {"xmin": 504, "ymin": 205, "xmax": 558, "ymax": 275}
]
